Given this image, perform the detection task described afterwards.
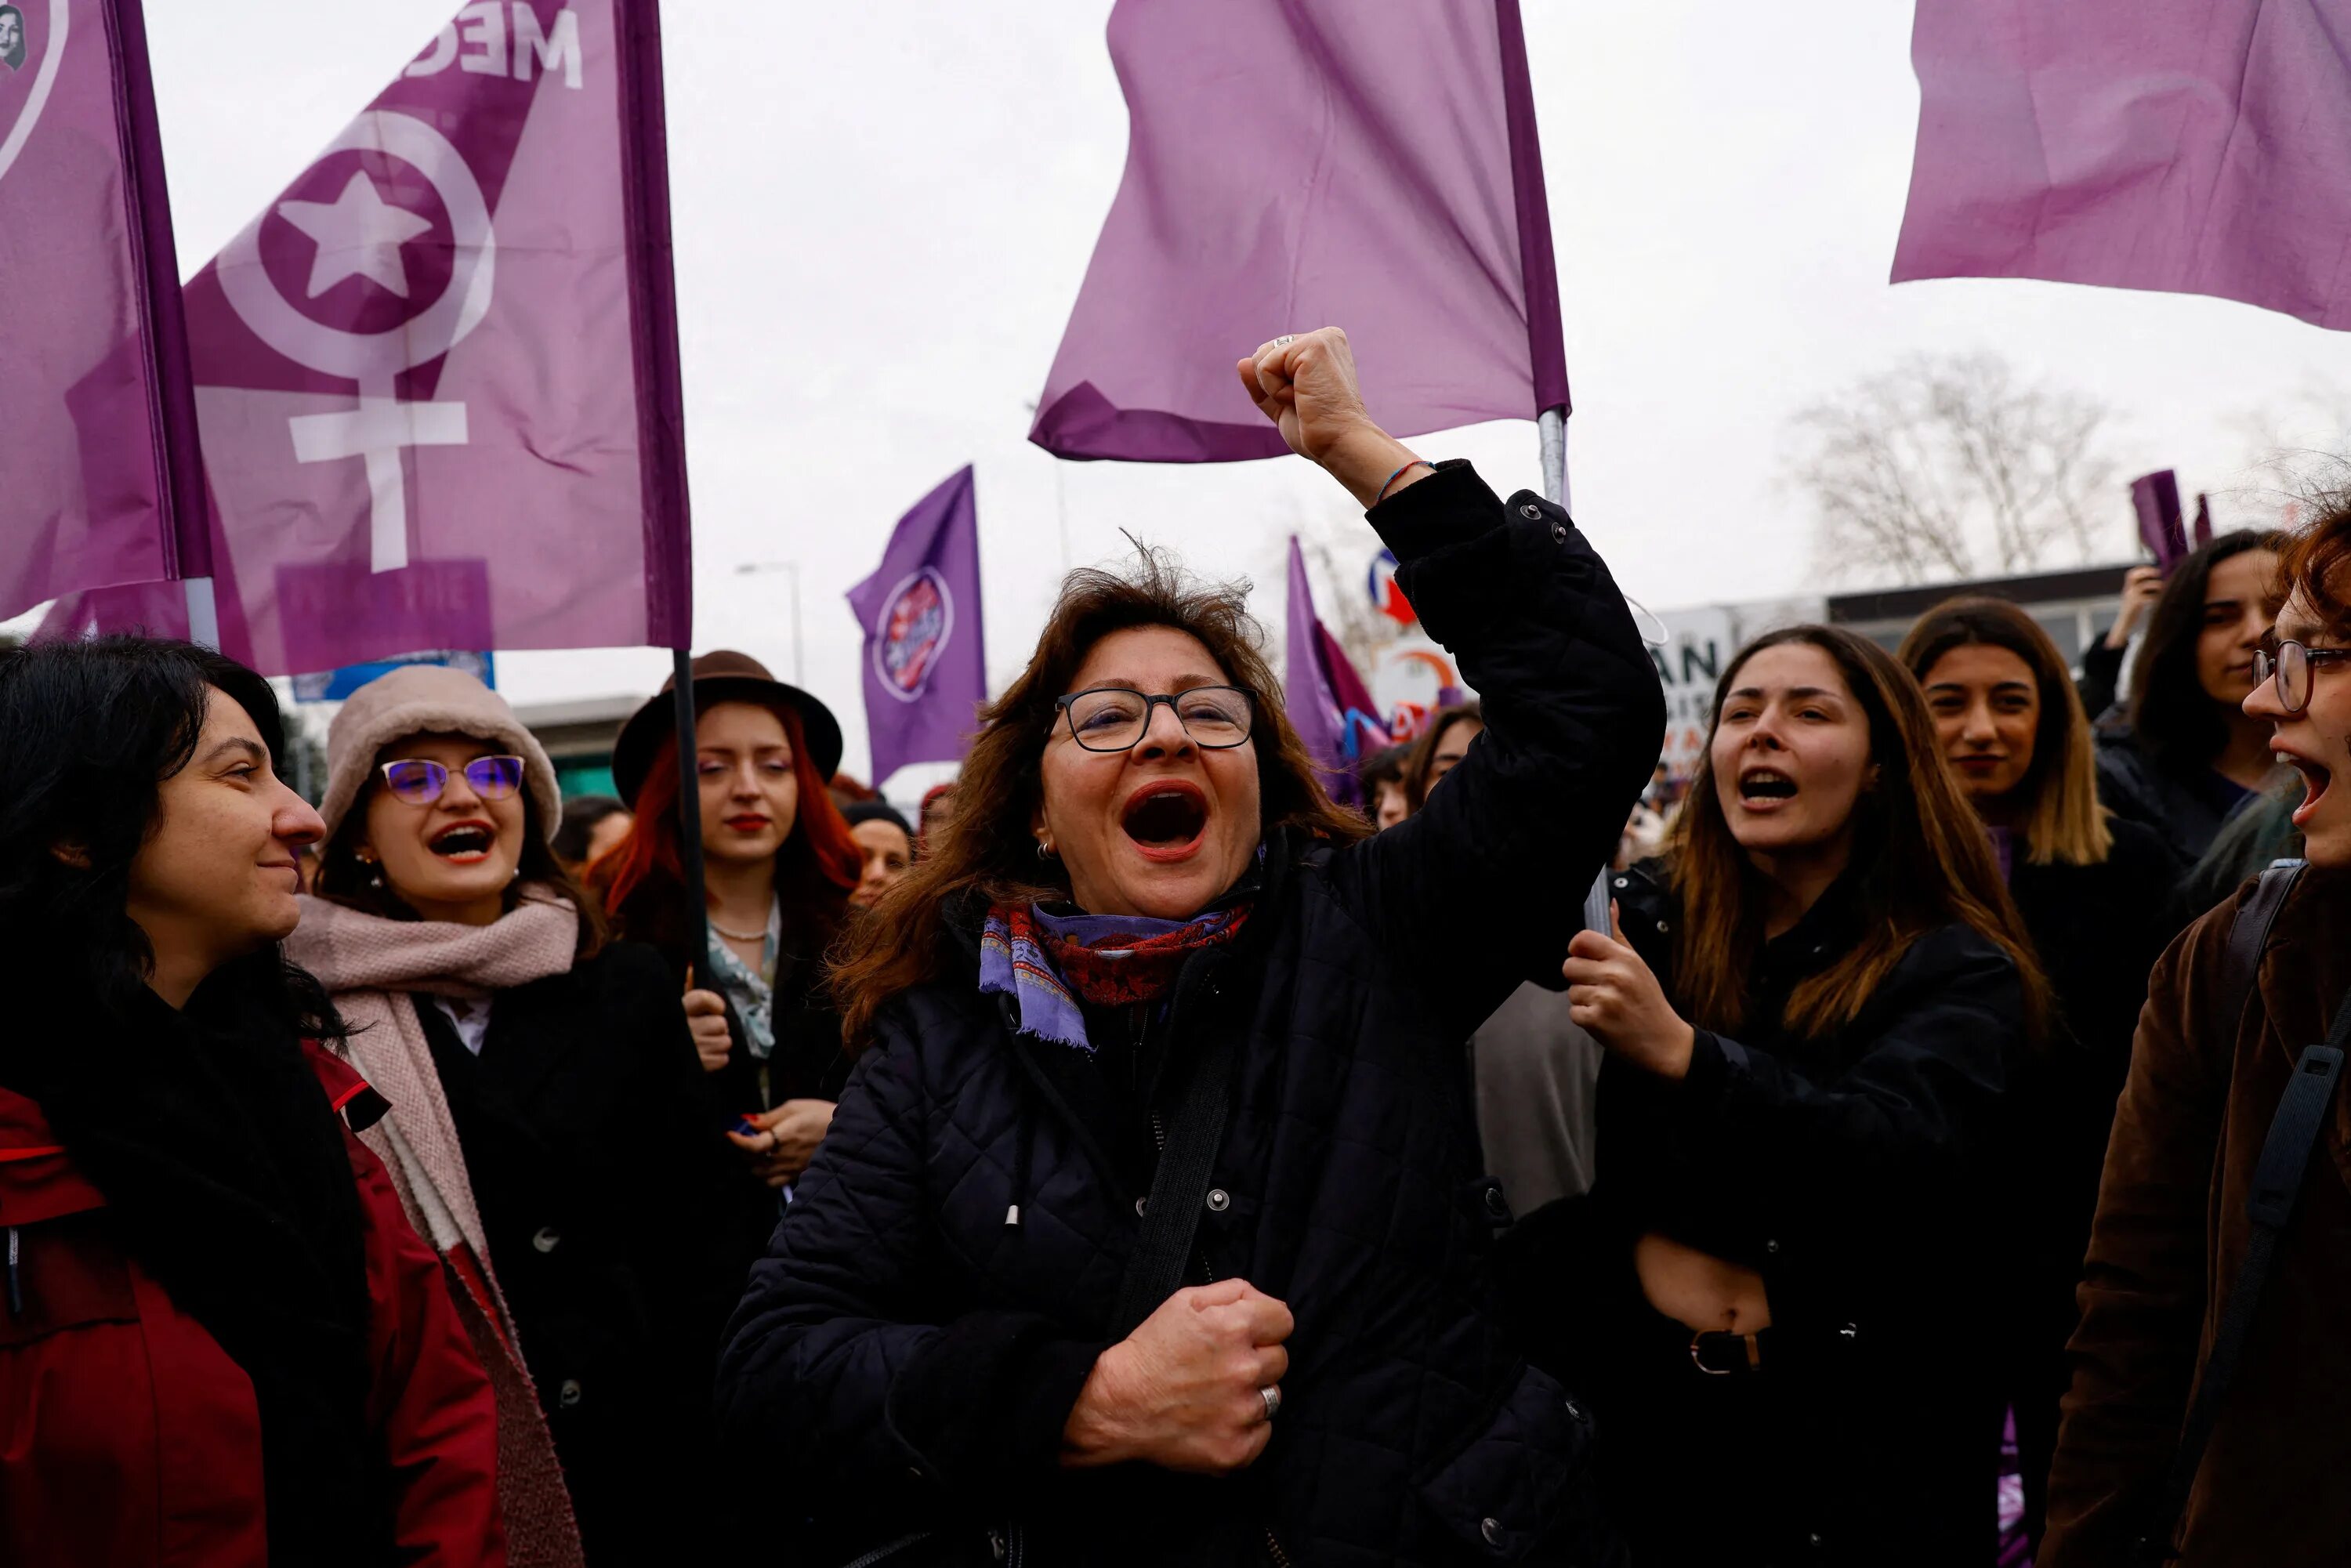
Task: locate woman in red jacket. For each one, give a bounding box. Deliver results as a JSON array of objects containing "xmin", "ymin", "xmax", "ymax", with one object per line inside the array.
[{"xmin": 0, "ymin": 636, "xmax": 505, "ymax": 1568}]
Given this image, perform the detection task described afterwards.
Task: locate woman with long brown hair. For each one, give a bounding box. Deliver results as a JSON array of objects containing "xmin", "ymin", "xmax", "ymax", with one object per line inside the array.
[
  {"xmin": 2096, "ymin": 530, "xmax": 2289, "ymax": 870},
  {"xmin": 715, "ymin": 328, "xmax": 1662, "ymax": 1566},
  {"xmin": 591, "ymin": 652, "xmax": 865, "ymax": 1250},
  {"xmin": 1505, "ymin": 624, "xmax": 2045, "ymax": 1565},
  {"xmin": 1899, "ymin": 598, "xmax": 2177, "ymax": 1553}
]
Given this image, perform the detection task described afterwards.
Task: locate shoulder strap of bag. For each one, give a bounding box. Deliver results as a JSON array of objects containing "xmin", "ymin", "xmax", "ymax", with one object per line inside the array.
[
  {"xmin": 2210, "ymin": 861, "xmax": 2304, "ymax": 1043},
  {"xmin": 1108, "ymin": 990, "xmax": 1242, "ymax": 1340},
  {"xmin": 2140, "ymin": 862, "xmax": 2339, "ymax": 1564}
]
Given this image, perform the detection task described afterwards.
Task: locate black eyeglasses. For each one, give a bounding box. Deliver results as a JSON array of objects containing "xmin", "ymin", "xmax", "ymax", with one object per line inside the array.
[
  {"xmin": 2254, "ymin": 640, "xmax": 2351, "ymax": 716},
  {"xmin": 379, "ymin": 755, "xmax": 526, "ymax": 806},
  {"xmin": 1054, "ymin": 686, "xmax": 1255, "ymax": 751}
]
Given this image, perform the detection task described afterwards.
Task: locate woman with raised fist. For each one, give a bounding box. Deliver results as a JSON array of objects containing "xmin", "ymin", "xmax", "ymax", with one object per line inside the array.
[{"xmin": 716, "ymin": 328, "xmax": 1662, "ymax": 1566}]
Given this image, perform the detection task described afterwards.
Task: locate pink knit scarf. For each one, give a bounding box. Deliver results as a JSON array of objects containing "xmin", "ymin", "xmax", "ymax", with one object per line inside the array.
[{"xmin": 282, "ymin": 888, "xmax": 587, "ymax": 1568}]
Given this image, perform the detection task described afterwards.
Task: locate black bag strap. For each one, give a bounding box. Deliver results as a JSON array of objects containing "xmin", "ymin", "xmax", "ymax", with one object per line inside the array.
[
  {"xmin": 2209, "ymin": 862, "xmax": 2303, "ymax": 1044},
  {"xmin": 1109, "ymin": 1001, "xmax": 1242, "ymax": 1339},
  {"xmin": 2139, "ymin": 863, "xmax": 2342, "ymax": 1564}
]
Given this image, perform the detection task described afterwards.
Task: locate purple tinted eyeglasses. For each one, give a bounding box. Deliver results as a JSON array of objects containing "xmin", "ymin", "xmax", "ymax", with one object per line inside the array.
[{"xmin": 379, "ymin": 755, "xmax": 526, "ymax": 806}]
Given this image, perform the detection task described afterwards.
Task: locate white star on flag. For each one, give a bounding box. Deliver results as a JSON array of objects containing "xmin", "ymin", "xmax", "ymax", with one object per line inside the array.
[{"xmin": 276, "ymin": 172, "xmax": 435, "ymax": 300}]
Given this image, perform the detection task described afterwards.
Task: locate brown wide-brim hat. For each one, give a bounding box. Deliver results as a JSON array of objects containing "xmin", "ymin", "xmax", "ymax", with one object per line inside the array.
[{"xmin": 610, "ymin": 649, "xmax": 845, "ymax": 806}]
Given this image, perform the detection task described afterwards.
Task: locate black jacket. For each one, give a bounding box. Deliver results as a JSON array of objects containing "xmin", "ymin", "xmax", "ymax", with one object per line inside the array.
[
  {"xmin": 1991, "ymin": 817, "xmax": 2180, "ymax": 1548},
  {"xmin": 636, "ymin": 906, "xmax": 856, "ymax": 1263},
  {"xmin": 411, "ymin": 940, "xmax": 741, "ymax": 1565},
  {"xmin": 715, "ymin": 463, "xmax": 1664, "ymax": 1567},
  {"xmin": 2093, "ymin": 725, "xmax": 2248, "ymax": 871},
  {"xmin": 1507, "ymin": 860, "xmax": 2027, "ymax": 1558}
]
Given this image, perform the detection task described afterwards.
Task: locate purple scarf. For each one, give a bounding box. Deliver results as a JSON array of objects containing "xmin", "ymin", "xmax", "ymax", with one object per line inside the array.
[{"xmin": 980, "ymin": 902, "xmax": 1248, "ymax": 1052}]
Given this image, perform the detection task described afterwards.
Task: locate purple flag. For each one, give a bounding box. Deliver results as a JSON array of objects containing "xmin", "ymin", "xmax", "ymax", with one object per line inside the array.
[
  {"xmin": 1893, "ymin": 2, "xmax": 2351, "ymax": 330},
  {"xmin": 2132, "ymin": 470, "xmax": 2188, "ymax": 575},
  {"xmin": 60, "ymin": 0, "xmax": 691, "ymax": 674},
  {"xmin": 1031, "ymin": 0, "xmax": 1567, "ymax": 462},
  {"xmin": 1285, "ymin": 537, "xmax": 1388, "ymax": 806},
  {"xmin": 0, "ymin": 0, "xmax": 205, "ymax": 621},
  {"xmin": 848, "ymin": 465, "xmax": 986, "ymax": 786}
]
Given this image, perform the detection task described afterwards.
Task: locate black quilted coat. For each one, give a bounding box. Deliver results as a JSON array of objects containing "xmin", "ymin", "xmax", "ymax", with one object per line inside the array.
[{"xmin": 715, "ymin": 462, "xmax": 1665, "ymax": 1567}]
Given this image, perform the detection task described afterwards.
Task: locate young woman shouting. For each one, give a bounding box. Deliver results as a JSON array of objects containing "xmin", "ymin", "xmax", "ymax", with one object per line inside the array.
[
  {"xmin": 1512, "ymin": 626, "xmax": 2045, "ymax": 1566},
  {"xmin": 292, "ymin": 665, "xmax": 736, "ymax": 1566}
]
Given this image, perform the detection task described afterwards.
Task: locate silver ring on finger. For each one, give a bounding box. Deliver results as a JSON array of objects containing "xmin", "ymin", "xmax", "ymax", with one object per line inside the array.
[
  {"xmin": 1273, "ymin": 335, "xmax": 1295, "ymax": 347},
  {"xmin": 1259, "ymin": 1384, "xmax": 1282, "ymax": 1422}
]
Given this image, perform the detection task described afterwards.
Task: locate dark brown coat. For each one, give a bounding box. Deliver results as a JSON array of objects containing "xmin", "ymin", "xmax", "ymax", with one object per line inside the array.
[{"xmin": 2043, "ymin": 868, "xmax": 2351, "ymax": 1565}]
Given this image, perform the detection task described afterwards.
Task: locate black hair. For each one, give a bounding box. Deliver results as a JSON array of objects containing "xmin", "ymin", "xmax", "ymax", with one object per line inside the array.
[
  {"xmin": 842, "ymin": 798, "xmax": 914, "ymax": 839},
  {"xmin": 0, "ymin": 636, "xmax": 342, "ymax": 1040},
  {"xmin": 552, "ymin": 793, "xmax": 629, "ymax": 864},
  {"xmin": 2127, "ymin": 529, "xmax": 2288, "ymax": 773}
]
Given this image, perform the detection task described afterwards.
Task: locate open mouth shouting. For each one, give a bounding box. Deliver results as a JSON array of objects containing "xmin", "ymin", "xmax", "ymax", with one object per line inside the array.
[
  {"xmin": 2279, "ymin": 748, "xmax": 2334, "ymax": 828},
  {"xmin": 1737, "ymin": 766, "xmax": 1799, "ymax": 810},
  {"xmin": 429, "ymin": 820, "xmax": 499, "ymax": 864},
  {"xmin": 1121, "ymin": 780, "xmax": 1210, "ymax": 863}
]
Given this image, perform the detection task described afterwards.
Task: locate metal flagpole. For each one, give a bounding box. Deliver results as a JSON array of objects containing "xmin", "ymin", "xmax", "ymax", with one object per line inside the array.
[
  {"xmin": 182, "ymin": 578, "xmax": 221, "ymax": 651},
  {"xmin": 1539, "ymin": 408, "xmax": 1615, "ymax": 937},
  {"xmin": 671, "ymin": 649, "xmax": 715, "ymax": 983}
]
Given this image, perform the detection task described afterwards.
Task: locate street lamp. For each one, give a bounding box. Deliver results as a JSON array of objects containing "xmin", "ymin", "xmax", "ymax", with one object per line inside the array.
[{"xmin": 733, "ymin": 559, "xmax": 804, "ymax": 685}]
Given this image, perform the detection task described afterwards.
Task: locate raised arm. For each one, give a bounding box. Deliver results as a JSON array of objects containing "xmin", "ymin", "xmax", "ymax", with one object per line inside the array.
[{"xmin": 1243, "ymin": 330, "xmax": 1665, "ymax": 1037}]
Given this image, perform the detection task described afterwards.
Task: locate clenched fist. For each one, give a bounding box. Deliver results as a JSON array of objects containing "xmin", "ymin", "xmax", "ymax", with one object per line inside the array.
[
  {"xmin": 1063, "ymin": 1279, "xmax": 1295, "ymax": 1475},
  {"xmin": 1237, "ymin": 328, "xmax": 1426, "ymax": 508}
]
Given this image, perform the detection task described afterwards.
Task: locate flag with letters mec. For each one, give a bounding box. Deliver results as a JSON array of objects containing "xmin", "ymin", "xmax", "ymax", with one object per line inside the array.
[
  {"xmin": 0, "ymin": 0, "xmax": 206, "ymax": 621},
  {"xmin": 56, "ymin": 0, "xmax": 693, "ymax": 669},
  {"xmin": 1893, "ymin": 0, "xmax": 2351, "ymax": 330},
  {"xmin": 1031, "ymin": 0, "xmax": 1567, "ymax": 462},
  {"xmin": 848, "ymin": 466, "xmax": 986, "ymax": 787}
]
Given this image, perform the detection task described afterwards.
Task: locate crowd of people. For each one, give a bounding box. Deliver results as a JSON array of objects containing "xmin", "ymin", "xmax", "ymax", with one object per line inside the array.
[{"xmin": 0, "ymin": 328, "xmax": 2342, "ymax": 1567}]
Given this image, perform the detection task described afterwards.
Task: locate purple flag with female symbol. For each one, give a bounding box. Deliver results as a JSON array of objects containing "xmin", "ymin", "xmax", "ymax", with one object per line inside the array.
[
  {"xmin": 0, "ymin": 0, "xmax": 206, "ymax": 621},
  {"xmin": 1031, "ymin": 0, "xmax": 1567, "ymax": 462},
  {"xmin": 1893, "ymin": 0, "xmax": 2351, "ymax": 330},
  {"xmin": 849, "ymin": 465, "xmax": 987, "ymax": 786},
  {"xmin": 58, "ymin": 0, "xmax": 693, "ymax": 672}
]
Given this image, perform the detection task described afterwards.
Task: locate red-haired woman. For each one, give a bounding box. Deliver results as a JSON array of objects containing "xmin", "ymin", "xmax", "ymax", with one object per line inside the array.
[{"xmin": 594, "ymin": 651, "xmax": 864, "ymax": 1254}]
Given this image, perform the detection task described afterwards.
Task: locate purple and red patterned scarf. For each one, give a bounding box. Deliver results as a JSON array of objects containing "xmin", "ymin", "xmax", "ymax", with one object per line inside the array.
[{"xmin": 980, "ymin": 900, "xmax": 1251, "ymax": 1052}]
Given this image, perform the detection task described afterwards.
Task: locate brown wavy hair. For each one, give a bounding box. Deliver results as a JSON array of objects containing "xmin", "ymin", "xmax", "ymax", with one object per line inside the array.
[
  {"xmin": 831, "ymin": 549, "xmax": 1371, "ymax": 1045},
  {"xmin": 1668, "ymin": 625, "xmax": 2048, "ymax": 1042},
  {"xmin": 1402, "ymin": 701, "xmax": 1483, "ymax": 812},
  {"xmin": 1897, "ymin": 596, "xmax": 2112, "ymax": 867}
]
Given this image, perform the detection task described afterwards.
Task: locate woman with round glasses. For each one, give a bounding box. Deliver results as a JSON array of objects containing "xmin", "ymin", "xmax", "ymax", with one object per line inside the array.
[
  {"xmin": 716, "ymin": 328, "xmax": 1663, "ymax": 1566},
  {"xmin": 290, "ymin": 664, "xmax": 739, "ymax": 1566},
  {"xmin": 2046, "ymin": 505, "xmax": 2351, "ymax": 1563}
]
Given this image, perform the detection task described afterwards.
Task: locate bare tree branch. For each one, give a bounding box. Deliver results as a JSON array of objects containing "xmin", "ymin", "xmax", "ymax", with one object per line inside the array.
[{"xmin": 1788, "ymin": 353, "xmax": 2117, "ymax": 586}]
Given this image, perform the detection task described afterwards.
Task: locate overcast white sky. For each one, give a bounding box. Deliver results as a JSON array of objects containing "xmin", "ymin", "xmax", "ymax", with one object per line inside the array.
[{"xmin": 134, "ymin": 0, "xmax": 2348, "ymax": 784}]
